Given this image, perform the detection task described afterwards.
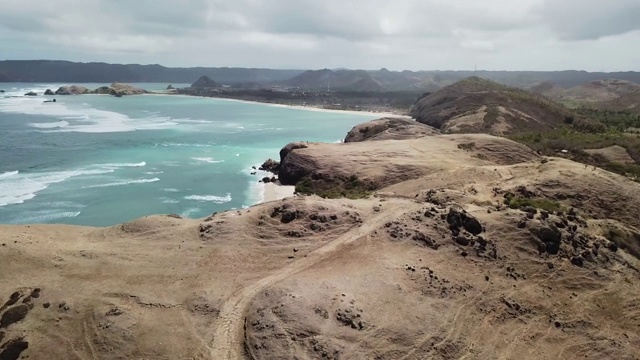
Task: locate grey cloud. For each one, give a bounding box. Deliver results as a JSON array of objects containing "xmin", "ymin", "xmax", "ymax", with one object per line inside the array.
[
  {"xmin": 0, "ymin": 0, "xmax": 639, "ymax": 71},
  {"xmin": 541, "ymin": 0, "xmax": 640, "ymax": 40}
]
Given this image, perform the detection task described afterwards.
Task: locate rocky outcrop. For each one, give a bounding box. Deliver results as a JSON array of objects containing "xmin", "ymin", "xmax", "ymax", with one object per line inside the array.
[
  {"xmin": 191, "ymin": 76, "xmax": 221, "ymax": 88},
  {"xmin": 92, "ymin": 83, "xmax": 147, "ymax": 96},
  {"xmin": 344, "ymin": 117, "xmax": 438, "ymax": 142},
  {"xmin": 44, "ymin": 89, "xmax": 54, "ymax": 95},
  {"xmin": 24, "ymin": 91, "xmax": 37, "ymax": 96},
  {"xmin": 166, "ymin": 84, "xmax": 175, "ymax": 90},
  {"xmin": 55, "ymin": 85, "xmax": 89, "ymax": 95},
  {"xmin": 259, "ymin": 159, "xmax": 280, "ymax": 173},
  {"xmin": 279, "ymin": 142, "xmax": 309, "ymax": 163}
]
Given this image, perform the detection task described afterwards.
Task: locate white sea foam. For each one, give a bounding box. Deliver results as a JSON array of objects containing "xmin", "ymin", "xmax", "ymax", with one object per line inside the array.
[
  {"xmin": 9, "ymin": 210, "xmax": 82, "ymax": 224},
  {"xmin": 144, "ymin": 171, "xmax": 164, "ymax": 175},
  {"xmin": 163, "ymin": 188, "xmax": 180, "ymax": 192},
  {"xmin": 0, "ymin": 96, "xmax": 179, "ymax": 133},
  {"xmin": 0, "ymin": 169, "xmax": 113, "ymax": 206},
  {"xmin": 192, "ymin": 157, "xmax": 224, "ymax": 164},
  {"xmin": 162, "ymin": 199, "xmax": 180, "ymax": 204},
  {"xmin": 157, "ymin": 143, "xmax": 215, "ymax": 148},
  {"xmin": 85, "ymin": 178, "xmax": 160, "ymax": 189},
  {"xmin": 180, "ymin": 208, "xmax": 201, "ymax": 218},
  {"xmin": 98, "ymin": 161, "xmax": 147, "ymax": 169},
  {"xmin": 184, "ymin": 193, "xmax": 232, "ymax": 203},
  {"xmin": 0, "ymin": 171, "xmax": 19, "ymax": 179},
  {"xmin": 29, "ymin": 121, "xmax": 70, "ymax": 129}
]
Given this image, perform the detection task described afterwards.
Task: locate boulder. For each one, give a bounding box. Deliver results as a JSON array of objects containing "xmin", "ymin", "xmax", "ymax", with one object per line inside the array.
[
  {"xmin": 446, "ymin": 208, "xmax": 483, "ymax": 235},
  {"xmin": 44, "ymin": 89, "xmax": 54, "ymax": 95},
  {"xmin": 24, "ymin": 91, "xmax": 37, "ymax": 96},
  {"xmin": 262, "ymin": 177, "xmax": 272, "ymax": 183},
  {"xmin": 166, "ymin": 84, "xmax": 175, "ymax": 90},
  {"xmin": 55, "ymin": 85, "xmax": 89, "ymax": 95},
  {"xmin": 535, "ymin": 226, "xmax": 562, "ymax": 255},
  {"xmin": 0, "ymin": 90, "xmax": 4, "ymax": 93},
  {"xmin": 259, "ymin": 159, "xmax": 280, "ymax": 173}
]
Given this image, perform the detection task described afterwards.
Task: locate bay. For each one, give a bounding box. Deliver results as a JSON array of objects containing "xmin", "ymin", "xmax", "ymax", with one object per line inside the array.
[{"xmin": 0, "ymin": 83, "xmax": 378, "ymax": 226}]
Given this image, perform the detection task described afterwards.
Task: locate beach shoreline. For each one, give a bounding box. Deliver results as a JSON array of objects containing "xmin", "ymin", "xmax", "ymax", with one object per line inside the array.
[
  {"xmin": 148, "ymin": 92, "xmax": 412, "ymax": 119},
  {"xmin": 262, "ymin": 182, "xmax": 296, "ymax": 203}
]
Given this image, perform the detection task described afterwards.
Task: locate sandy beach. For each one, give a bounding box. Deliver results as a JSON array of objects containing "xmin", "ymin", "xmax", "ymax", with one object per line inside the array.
[
  {"xmin": 262, "ymin": 182, "xmax": 296, "ymax": 202},
  {"xmin": 149, "ymin": 92, "xmax": 411, "ymax": 118}
]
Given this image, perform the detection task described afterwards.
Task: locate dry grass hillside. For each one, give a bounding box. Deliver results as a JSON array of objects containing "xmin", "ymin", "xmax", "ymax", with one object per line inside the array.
[
  {"xmin": 410, "ymin": 77, "xmax": 575, "ymax": 135},
  {"xmin": 2, "ymin": 118, "xmax": 639, "ymax": 360}
]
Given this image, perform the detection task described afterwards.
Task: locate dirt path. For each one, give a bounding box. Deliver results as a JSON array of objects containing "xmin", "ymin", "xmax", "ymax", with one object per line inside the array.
[{"xmin": 208, "ymin": 200, "xmax": 416, "ymax": 359}]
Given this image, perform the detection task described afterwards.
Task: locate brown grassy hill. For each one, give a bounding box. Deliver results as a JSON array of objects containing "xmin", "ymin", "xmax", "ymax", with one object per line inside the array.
[
  {"xmin": 1, "ymin": 120, "xmax": 639, "ymax": 359},
  {"xmin": 564, "ymin": 79, "xmax": 640, "ymax": 103},
  {"xmin": 410, "ymin": 77, "xmax": 575, "ymax": 135}
]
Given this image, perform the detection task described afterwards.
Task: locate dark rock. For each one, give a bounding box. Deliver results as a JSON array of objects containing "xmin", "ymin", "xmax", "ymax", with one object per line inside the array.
[
  {"xmin": 24, "ymin": 91, "xmax": 37, "ymax": 96},
  {"xmin": 336, "ymin": 309, "xmax": 365, "ymax": 330},
  {"xmin": 555, "ymin": 321, "xmax": 562, "ymax": 328},
  {"xmin": 446, "ymin": 208, "xmax": 483, "ymax": 235},
  {"xmin": 262, "ymin": 177, "xmax": 272, "ymax": 183},
  {"xmin": 0, "ymin": 337, "xmax": 29, "ymax": 360},
  {"xmin": 281, "ymin": 210, "xmax": 298, "ymax": 224},
  {"xmin": 545, "ymin": 242, "xmax": 561, "ymax": 255},
  {"xmin": 166, "ymin": 84, "xmax": 175, "ymax": 90},
  {"xmin": 517, "ymin": 220, "xmax": 527, "ymax": 229},
  {"xmin": 0, "ymin": 304, "xmax": 29, "ymax": 328},
  {"xmin": 413, "ymin": 232, "xmax": 438, "ymax": 249},
  {"xmin": 455, "ymin": 236, "xmax": 471, "ymax": 246},
  {"xmin": 607, "ymin": 242, "xmax": 618, "ymax": 252},
  {"xmin": 43, "ymin": 302, "xmax": 51, "ymax": 309},
  {"xmin": 536, "ymin": 226, "xmax": 562, "ymax": 245},
  {"xmin": 271, "ymin": 177, "xmax": 276, "ymax": 183},
  {"xmin": 259, "ymin": 159, "xmax": 280, "ymax": 173},
  {"xmin": 540, "ymin": 211, "xmax": 550, "ymax": 220},
  {"xmin": 44, "ymin": 89, "xmax": 54, "ymax": 95},
  {"xmin": 526, "ymin": 212, "xmax": 535, "ymax": 220},
  {"xmin": 571, "ymin": 256, "xmax": 584, "ymax": 267},
  {"xmin": 522, "ymin": 206, "xmax": 537, "ymax": 215},
  {"xmin": 461, "ymin": 251, "xmax": 469, "ymax": 257}
]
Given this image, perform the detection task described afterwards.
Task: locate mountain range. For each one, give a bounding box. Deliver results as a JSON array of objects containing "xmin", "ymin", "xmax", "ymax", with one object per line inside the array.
[{"xmin": 3, "ymin": 60, "xmax": 640, "ymax": 92}]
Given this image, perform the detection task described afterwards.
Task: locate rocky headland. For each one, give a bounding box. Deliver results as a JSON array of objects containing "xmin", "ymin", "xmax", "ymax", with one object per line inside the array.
[{"xmin": 1, "ymin": 111, "xmax": 639, "ymax": 359}]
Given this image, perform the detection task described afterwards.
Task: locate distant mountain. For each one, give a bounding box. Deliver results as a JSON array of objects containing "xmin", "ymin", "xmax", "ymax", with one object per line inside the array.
[
  {"xmin": 3, "ymin": 61, "xmax": 640, "ymax": 94},
  {"xmin": 563, "ymin": 79, "xmax": 640, "ymax": 103},
  {"xmin": 0, "ymin": 60, "xmax": 305, "ymax": 84},
  {"xmin": 191, "ymin": 75, "xmax": 221, "ymax": 88},
  {"xmin": 285, "ymin": 69, "xmax": 384, "ymax": 91},
  {"xmin": 410, "ymin": 77, "xmax": 574, "ymax": 135}
]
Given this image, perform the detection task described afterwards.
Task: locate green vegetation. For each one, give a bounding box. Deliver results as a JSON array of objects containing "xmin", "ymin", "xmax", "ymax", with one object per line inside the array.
[
  {"xmin": 510, "ymin": 107, "xmax": 640, "ymax": 182},
  {"xmin": 295, "ymin": 175, "xmax": 375, "ymax": 199},
  {"xmin": 575, "ymin": 108, "xmax": 640, "ymax": 131},
  {"xmin": 504, "ymin": 193, "xmax": 564, "ymax": 213}
]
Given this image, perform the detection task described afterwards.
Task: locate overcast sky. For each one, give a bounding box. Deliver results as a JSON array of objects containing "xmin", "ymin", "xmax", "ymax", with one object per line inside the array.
[{"xmin": 1, "ymin": 0, "xmax": 639, "ymax": 71}]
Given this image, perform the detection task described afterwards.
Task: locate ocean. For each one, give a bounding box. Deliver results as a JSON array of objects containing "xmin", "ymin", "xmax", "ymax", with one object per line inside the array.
[{"xmin": 0, "ymin": 83, "xmax": 378, "ymax": 226}]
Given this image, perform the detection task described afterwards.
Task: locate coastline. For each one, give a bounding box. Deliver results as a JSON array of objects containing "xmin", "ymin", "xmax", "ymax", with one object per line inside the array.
[{"xmin": 148, "ymin": 92, "xmax": 412, "ymax": 119}]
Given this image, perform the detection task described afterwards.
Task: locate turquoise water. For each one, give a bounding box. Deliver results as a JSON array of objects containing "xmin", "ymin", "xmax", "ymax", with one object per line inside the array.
[{"xmin": 0, "ymin": 83, "xmax": 377, "ymax": 226}]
